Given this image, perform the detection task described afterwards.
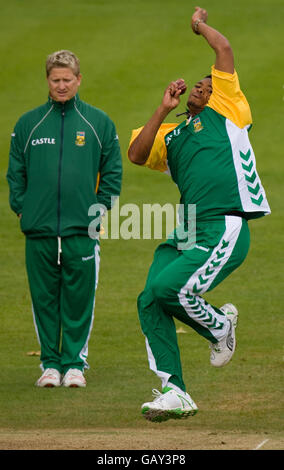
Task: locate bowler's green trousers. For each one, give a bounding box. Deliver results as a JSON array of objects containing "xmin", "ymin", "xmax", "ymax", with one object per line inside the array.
[
  {"xmin": 25, "ymin": 235, "xmax": 100, "ymax": 374},
  {"xmin": 137, "ymin": 215, "xmax": 250, "ymax": 392}
]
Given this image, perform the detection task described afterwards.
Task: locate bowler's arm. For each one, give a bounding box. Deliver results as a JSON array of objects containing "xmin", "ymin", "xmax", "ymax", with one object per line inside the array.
[
  {"xmin": 128, "ymin": 80, "xmax": 186, "ymax": 165},
  {"xmin": 191, "ymin": 7, "xmax": 234, "ymax": 74}
]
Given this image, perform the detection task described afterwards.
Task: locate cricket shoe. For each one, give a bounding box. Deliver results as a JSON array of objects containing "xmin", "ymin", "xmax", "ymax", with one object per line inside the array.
[
  {"xmin": 36, "ymin": 368, "xmax": 61, "ymax": 387},
  {"xmin": 210, "ymin": 303, "xmax": 238, "ymax": 368},
  {"xmin": 62, "ymin": 368, "xmax": 86, "ymax": 388},
  {"xmin": 141, "ymin": 387, "xmax": 198, "ymax": 422}
]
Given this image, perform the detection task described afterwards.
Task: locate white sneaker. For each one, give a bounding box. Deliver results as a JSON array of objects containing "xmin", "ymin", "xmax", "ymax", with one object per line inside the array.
[
  {"xmin": 210, "ymin": 303, "xmax": 238, "ymax": 367},
  {"xmin": 62, "ymin": 368, "xmax": 86, "ymax": 388},
  {"xmin": 36, "ymin": 368, "xmax": 61, "ymax": 387},
  {"xmin": 141, "ymin": 388, "xmax": 198, "ymax": 422}
]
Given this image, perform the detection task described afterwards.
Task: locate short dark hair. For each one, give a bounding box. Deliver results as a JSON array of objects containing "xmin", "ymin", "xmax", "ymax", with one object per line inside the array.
[{"xmin": 204, "ymin": 74, "xmax": 212, "ymax": 79}]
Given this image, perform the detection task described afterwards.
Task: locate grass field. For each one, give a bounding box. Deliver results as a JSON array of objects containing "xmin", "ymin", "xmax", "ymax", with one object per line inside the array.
[{"xmin": 0, "ymin": 0, "xmax": 283, "ymax": 451}]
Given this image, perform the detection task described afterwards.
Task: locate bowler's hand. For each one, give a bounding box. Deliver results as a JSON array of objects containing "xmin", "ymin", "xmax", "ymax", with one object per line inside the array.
[
  {"xmin": 161, "ymin": 79, "xmax": 187, "ymax": 112},
  {"xmin": 191, "ymin": 6, "xmax": 208, "ymax": 34}
]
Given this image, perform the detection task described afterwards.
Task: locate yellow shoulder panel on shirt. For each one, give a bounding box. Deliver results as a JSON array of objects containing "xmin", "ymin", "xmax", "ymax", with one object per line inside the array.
[
  {"xmin": 128, "ymin": 123, "xmax": 178, "ymax": 172},
  {"xmin": 207, "ymin": 65, "xmax": 252, "ymax": 128}
]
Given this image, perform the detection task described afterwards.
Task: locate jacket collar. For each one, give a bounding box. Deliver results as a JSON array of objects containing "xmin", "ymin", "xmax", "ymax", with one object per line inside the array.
[{"xmin": 48, "ymin": 93, "xmax": 79, "ymax": 110}]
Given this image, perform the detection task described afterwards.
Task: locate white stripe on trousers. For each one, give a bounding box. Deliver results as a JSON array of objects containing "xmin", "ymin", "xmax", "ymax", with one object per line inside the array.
[
  {"xmin": 178, "ymin": 216, "xmax": 242, "ymax": 341},
  {"xmin": 145, "ymin": 337, "xmax": 171, "ymax": 389},
  {"xmin": 79, "ymin": 241, "xmax": 101, "ymax": 369}
]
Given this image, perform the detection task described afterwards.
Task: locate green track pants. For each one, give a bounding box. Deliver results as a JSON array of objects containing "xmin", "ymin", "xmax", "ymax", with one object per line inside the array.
[
  {"xmin": 137, "ymin": 215, "xmax": 250, "ymax": 393},
  {"xmin": 25, "ymin": 235, "xmax": 100, "ymax": 374}
]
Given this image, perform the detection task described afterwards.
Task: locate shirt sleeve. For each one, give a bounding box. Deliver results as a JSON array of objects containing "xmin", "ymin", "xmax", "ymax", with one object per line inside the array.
[
  {"xmin": 96, "ymin": 118, "xmax": 122, "ymax": 210},
  {"xmin": 6, "ymin": 121, "xmax": 27, "ymax": 215},
  {"xmin": 128, "ymin": 123, "xmax": 179, "ymax": 172},
  {"xmin": 207, "ymin": 65, "xmax": 252, "ymax": 129}
]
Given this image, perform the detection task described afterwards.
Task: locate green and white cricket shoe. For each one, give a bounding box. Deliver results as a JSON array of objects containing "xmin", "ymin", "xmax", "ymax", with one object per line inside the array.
[
  {"xmin": 210, "ymin": 303, "xmax": 238, "ymax": 368},
  {"xmin": 141, "ymin": 387, "xmax": 198, "ymax": 422}
]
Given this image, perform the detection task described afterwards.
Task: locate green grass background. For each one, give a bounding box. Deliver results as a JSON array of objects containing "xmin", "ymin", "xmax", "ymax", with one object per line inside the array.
[{"xmin": 0, "ymin": 0, "xmax": 283, "ymax": 439}]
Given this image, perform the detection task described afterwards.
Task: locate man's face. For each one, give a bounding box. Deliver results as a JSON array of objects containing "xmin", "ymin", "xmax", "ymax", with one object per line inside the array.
[
  {"xmin": 47, "ymin": 67, "xmax": 82, "ymax": 103},
  {"xmin": 187, "ymin": 77, "xmax": 212, "ymax": 111}
]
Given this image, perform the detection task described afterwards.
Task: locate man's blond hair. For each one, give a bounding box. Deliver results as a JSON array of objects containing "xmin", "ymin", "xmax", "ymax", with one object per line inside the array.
[{"xmin": 46, "ymin": 50, "xmax": 80, "ymax": 77}]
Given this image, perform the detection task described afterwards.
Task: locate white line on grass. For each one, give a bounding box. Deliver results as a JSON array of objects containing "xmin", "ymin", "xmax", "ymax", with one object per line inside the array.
[{"xmin": 253, "ymin": 438, "xmax": 269, "ymax": 450}]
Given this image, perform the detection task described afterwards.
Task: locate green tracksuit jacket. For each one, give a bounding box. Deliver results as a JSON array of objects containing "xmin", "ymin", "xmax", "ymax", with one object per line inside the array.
[{"xmin": 7, "ymin": 93, "xmax": 122, "ymax": 237}]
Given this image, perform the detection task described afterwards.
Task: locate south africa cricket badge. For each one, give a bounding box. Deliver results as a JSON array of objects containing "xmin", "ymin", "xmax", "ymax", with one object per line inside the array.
[
  {"xmin": 75, "ymin": 131, "xmax": 86, "ymax": 146},
  {"xmin": 193, "ymin": 117, "xmax": 203, "ymax": 133}
]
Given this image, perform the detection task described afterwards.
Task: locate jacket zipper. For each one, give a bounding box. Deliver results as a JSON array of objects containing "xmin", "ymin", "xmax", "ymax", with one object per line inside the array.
[{"xmin": 57, "ymin": 105, "xmax": 65, "ymax": 236}]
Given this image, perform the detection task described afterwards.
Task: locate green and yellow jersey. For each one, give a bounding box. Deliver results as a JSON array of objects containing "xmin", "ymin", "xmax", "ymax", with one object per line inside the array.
[{"xmin": 129, "ymin": 66, "xmax": 270, "ymax": 222}]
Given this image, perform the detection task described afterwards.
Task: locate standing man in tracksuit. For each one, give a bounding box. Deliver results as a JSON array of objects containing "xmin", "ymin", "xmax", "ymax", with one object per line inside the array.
[
  {"xmin": 128, "ymin": 7, "xmax": 270, "ymax": 421},
  {"xmin": 7, "ymin": 50, "xmax": 122, "ymax": 388}
]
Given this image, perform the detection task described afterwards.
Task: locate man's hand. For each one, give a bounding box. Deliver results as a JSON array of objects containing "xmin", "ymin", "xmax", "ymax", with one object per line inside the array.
[
  {"xmin": 191, "ymin": 6, "xmax": 208, "ymax": 35},
  {"xmin": 161, "ymin": 79, "xmax": 187, "ymax": 112}
]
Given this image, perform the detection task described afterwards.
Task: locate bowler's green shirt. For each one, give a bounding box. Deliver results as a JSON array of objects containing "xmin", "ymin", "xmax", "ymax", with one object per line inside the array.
[{"xmin": 129, "ymin": 66, "xmax": 270, "ymax": 222}]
